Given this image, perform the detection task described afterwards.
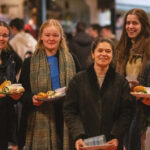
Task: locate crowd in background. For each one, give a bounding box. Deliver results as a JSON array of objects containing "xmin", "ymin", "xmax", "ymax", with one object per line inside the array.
[{"xmin": 0, "ymin": 6, "xmax": 150, "ymax": 150}]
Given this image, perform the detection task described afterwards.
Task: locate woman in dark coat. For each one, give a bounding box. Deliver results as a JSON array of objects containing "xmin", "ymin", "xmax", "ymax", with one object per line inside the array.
[
  {"xmin": 0, "ymin": 21, "xmax": 22, "ymax": 150},
  {"xmin": 64, "ymin": 38, "xmax": 134, "ymax": 150}
]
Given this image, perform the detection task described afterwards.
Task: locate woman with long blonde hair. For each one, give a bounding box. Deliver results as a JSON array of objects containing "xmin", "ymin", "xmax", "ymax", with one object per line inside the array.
[{"xmin": 18, "ymin": 19, "xmax": 76, "ymax": 150}]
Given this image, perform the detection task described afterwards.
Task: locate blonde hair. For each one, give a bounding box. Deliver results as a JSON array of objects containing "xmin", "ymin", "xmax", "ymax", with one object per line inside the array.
[{"xmin": 36, "ymin": 19, "xmax": 68, "ymax": 52}]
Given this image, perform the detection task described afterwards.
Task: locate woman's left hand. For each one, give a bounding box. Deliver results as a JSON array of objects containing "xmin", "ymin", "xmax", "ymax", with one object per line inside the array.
[
  {"xmin": 0, "ymin": 93, "xmax": 6, "ymax": 98},
  {"xmin": 9, "ymin": 93, "xmax": 23, "ymax": 101},
  {"xmin": 141, "ymin": 98, "xmax": 150, "ymax": 106},
  {"xmin": 105, "ymin": 138, "xmax": 118, "ymax": 150},
  {"xmin": 11, "ymin": 145, "xmax": 18, "ymax": 150},
  {"xmin": 128, "ymin": 80, "xmax": 139, "ymax": 91}
]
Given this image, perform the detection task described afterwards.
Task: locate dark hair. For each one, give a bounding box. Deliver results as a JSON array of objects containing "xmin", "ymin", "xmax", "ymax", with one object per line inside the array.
[
  {"xmin": 120, "ymin": 8, "xmax": 150, "ymax": 41},
  {"xmin": 90, "ymin": 24, "xmax": 101, "ymax": 35},
  {"xmin": 0, "ymin": 21, "xmax": 10, "ymax": 35},
  {"xmin": 76, "ymin": 22, "xmax": 86, "ymax": 33},
  {"xmin": 124, "ymin": 8, "xmax": 150, "ymax": 38},
  {"xmin": 31, "ymin": 8, "xmax": 37, "ymax": 17},
  {"xmin": 91, "ymin": 37, "xmax": 114, "ymax": 53},
  {"xmin": 0, "ymin": 21, "xmax": 11, "ymax": 51},
  {"xmin": 9, "ymin": 18, "xmax": 24, "ymax": 31},
  {"xmin": 101, "ymin": 25, "xmax": 112, "ymax": 31}
]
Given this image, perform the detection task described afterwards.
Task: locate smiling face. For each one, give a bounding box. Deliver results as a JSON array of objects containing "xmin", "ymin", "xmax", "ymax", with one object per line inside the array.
[
  {"xmin": 126, "ymin": 14, "xmax": 142, "ymax": 40},
  {"xmin": 0, "ymin": 26, "xmax": 9, "ymax": 51},
  {"xmin": 92, "ymin": 41, "xmax": 113, "ymax": 69},
  {"xmin": 41, "ymin": 25, "xmax": 61, "ymax": 56}
]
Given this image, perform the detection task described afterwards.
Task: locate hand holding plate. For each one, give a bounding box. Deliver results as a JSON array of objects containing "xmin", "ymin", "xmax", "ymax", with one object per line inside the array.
[
  {"xmin": 9, "ymin": 93, "xmax": 23, "ymax": 101},
  {"xmin": 0, "ymin": 93, "xmax": 6, "ymax": 98},
  {"xmin": 33, "ymin": 95, "xmax": 44, "ymax": 106}
]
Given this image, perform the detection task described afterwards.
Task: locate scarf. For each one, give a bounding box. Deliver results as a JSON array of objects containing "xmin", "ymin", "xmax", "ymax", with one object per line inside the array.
[
  {"xmin": 116, "ymin": 42, "xmax": 144, "ymax": 77},
  {"xmin": 25, "ymin": 48, "xmax": 76, "ymax": 150}
]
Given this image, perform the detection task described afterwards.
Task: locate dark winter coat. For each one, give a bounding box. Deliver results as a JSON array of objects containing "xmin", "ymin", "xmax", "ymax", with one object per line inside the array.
[
  {"xmin": 17, "ymin": 58, "xmax": 33, "ymax": 149},
  {"xmin": 0, "ymin": 47, "xmax": 22, "ymax": 150},
  {"xmin": 64, "ymin": 64, "xmax": 134, "ymax": 150},
  {"xmin": 129, "ymin": 61, "xmax": 150, "ymax": 150},
  {"xmin": 69, "ymin": 32, "xmax": 93, "ymax": 70},
  {"xmin": 135, "ymin": 60, "xmax": 150, "ymax": 135},
  {"xmin": 0, "ymin": 46, "xmax": 22, "ymax": 84}
]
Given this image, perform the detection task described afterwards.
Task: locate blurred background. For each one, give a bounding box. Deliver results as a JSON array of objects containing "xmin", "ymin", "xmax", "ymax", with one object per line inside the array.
[{"xmin": 0, "ymin": 0, "xmax": 150, "ymax": 40}]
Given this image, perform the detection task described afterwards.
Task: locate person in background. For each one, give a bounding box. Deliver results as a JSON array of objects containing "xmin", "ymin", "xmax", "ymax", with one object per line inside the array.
[
  {"xmin": 69, "ymin": 21, "xmax": 93, "ymax": 70},
  {"xmin": 0, "ymin": 21, "xmax": 22, "ymax": 150},
  {"xmin": 18, "ymin": 19, "xmax": 76, "ymax": 150},
  {"xmin": 24, "ymin": 8, "xmax": 37, "ymax": 39},
  {"xmin": 65, "ymin": 32, "xmax": 81, "ymax": 73},
  {"xmin": 101, "ymin": 25, "xmax": 117, "ymax": 44},
  {"xmin": 87, "ymin": 23, "xmax": 101, "ymax": 39},
  {"xmin": 64, "ymin": 38, "xmax": 134, "ymax": 150},
  {"xmin": 9, "ymin": 18, "xmax": 37, "ymax": 61},
  {"xmin": 115, "ymin": 8, "xmax": 150, "ymax": 150}
]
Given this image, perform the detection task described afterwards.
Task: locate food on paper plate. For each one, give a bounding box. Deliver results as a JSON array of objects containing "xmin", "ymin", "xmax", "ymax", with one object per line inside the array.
[
  {"xmin": 0, "ymin": 80, "xmax": 11, "ymax": 92},
  {"xmin": 3, "ymin": 84, "xmax": 25, "ymax": 94},
  {"xmin": 37, "ymin": 92, "xmax": 48, "ymax": 99},
  {"xmin": 47, "ymin": 91, "xmax": 55, "ymax": 98},
  {"xmin": 55, "ymin": 87, "xmax": 66, "ymax": 93},
  {"xmin": 37, "ymin": 87, "xmax": 66, "ymax": 101},
  {"xmin": 0, "ymin": 81, "xmax": 25, "ymax": 94},
  {"xmin": 133, "ymin": 86, "xmax": 147, "ymax": 93}
]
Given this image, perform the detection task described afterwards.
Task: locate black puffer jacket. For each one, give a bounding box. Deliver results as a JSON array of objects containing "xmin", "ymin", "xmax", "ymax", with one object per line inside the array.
[
  {"xmin": 69, "ymin": 32, "xmax": 93, "ymax": 70},
  {"xmin": 0, "ymin": 46, "xmax": 22, "ymax": 84},
  {"xmin": 0, "ymin": 47, "xmax": 22, "ymax": 150}
]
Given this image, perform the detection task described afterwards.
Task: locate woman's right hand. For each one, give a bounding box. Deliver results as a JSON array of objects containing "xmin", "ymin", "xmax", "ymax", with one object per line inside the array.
[
  {"xmin": 32, "ymin": 95, "xmax": 44, "ymax": 106},
  {"xmin": 105, "ymin": 138, "xmax": 118, "ymax": 150},
  {"xmin": 0, "ymin": 93, "xmax": 5, "ymax": 98},
  {"xmin": 75, "ymin": 138, "xmax": 86, "ymax": 150}
]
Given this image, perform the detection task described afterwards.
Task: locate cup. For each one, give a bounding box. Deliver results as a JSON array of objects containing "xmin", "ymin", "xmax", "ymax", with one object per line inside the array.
[
  {"xmin": 83, "ymin": 135, "xmax": 106, "ymax": 146},
  {"xmin": 126, "ymin": 75, "xmax": 139, "ymax": 91},
  {"xmin": 126, "ymin": 75, "xmax": 138, "ymax": 82}
]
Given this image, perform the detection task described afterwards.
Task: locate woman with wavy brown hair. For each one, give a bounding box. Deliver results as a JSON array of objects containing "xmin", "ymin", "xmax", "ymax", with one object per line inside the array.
[
  {"xmin": 116, "ymin": 8, "xmax": 150, "ymax": 150},
  {"xmin": 116, "ymin": 8, "xmax": 150, "ymax": 82}
]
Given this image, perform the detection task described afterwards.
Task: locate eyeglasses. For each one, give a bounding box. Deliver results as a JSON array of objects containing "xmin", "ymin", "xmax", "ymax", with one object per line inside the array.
[{"xmin": 0, "ymin": 34, "xmax": 9, "ymax": 38}]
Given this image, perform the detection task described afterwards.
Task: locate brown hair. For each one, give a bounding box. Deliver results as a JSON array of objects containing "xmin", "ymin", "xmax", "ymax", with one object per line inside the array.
[
  {"xmin": 116, "ymin": 8, "xmax": 150, "ymax": 61},
  {"xmin": 0, "ymin": 21, "xmax": 11, "ymax": 35},
  {"xmin": 36, "ymin": 19, "xmax": 68, "ymax": 52},
  {"xmin": 91, "ymin": 37, "xmax": 114, "ymax": 53}
]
